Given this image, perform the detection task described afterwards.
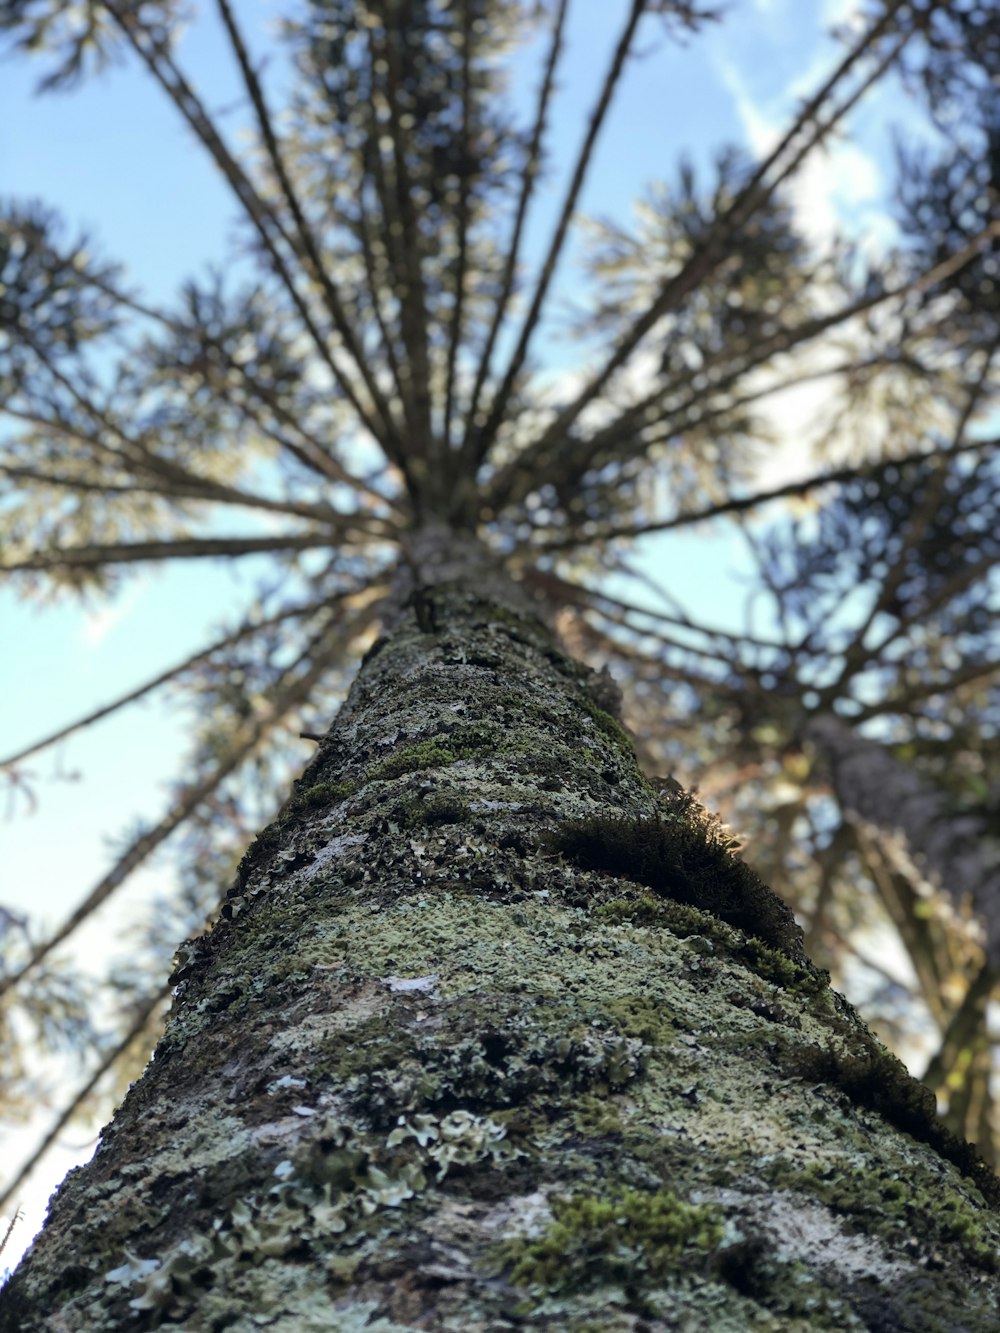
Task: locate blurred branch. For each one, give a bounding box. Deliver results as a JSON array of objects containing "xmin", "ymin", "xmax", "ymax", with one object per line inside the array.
[
  {"xmin": 0, "ymin": 534, "xmax": 334, "ymax": 575},
  {"xmin": 0, "ymin": 611, "xmax": 347, "ymax": 997},
  {"xmin": 0, "ymin": 983, "xmax": 172, "ymax": 1217},
  {"xmin": 921, "ymin": 963, "xmax": 999, "ymax": 1092},
  {"xmin": 815, "ymin": 342, "xmax": 998, "ymax": 704},
  {"xmin": 0, "ymin": 597, "xmax": 329, "ymax": 770},
  {"xmin": 530, "ymin": 436, "xmax": 997, "ymax": 551}
]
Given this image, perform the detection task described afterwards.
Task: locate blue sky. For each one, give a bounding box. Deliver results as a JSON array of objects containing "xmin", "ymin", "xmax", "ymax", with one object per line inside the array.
[{"xmin": 0, "ymin": 0, "xmax": 906, "ymax": 1268}]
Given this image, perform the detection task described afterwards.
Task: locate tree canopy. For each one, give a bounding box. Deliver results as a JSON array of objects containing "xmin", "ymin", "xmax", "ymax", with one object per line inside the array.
[{"xmin": 1, "ymin": 0, "xmax": 998, "ymax": 1243}]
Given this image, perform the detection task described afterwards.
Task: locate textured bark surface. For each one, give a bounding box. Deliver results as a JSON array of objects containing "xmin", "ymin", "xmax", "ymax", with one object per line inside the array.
[{"xmin": 3, "ymin": 537, "xmax": 1000, "ymax": 1331}]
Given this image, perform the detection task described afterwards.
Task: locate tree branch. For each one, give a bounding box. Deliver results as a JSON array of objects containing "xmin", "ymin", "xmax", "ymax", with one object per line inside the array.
[
  {"xmin": 0, "ymin": 983, "xmax": 172, "ymax": 1217},
  {"xmin": 475, "ymin": 0, "xmax": 647, "ymax": 460},
  {"xmin": 54, "ymin": 263, "xmax": 403, "ymax": 507},
  {"xmin": 0, "ymin": 597, "xmax": 329, "ymax": 770},
  {"xmin": 531, "ymin": 435, "xmax": 998, "ymax": 551},
  {"xmin": 213, "ymin": 0, "xmax": 401, "ymax": 446},
  {"xmin": 101, "ymin": 1, "xmax": 388, "ymax": 448},
  {"xmin": 0, "ymin": 613, "xmax": 344, "ymax": 999},
  {"xmin": 814, "ymin": 344, "xmax": 998, "ymax": 705},
  {"xmin": 487, "ymin": 3, "xmax": 912, "ymax": 491},
  {"xmin": 462, "ymin": 0, "xmax": 569, "ymax": 464},
  {"xmin": 0, "ymin": 534, "xmax": 333, "ymax": 574}
]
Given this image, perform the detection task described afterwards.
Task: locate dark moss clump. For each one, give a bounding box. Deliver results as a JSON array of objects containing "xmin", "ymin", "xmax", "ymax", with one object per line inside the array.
[
  {"xmin": 500, "ymin": 1187, "xmax": 724, "ymax": 1295},
  {"xmin": 594, "ymin": 892, "xmax": 827, "ymax": 997},
  {"xmin": 792, "ymin": 1041, "xmax": 1000, "ymax": 1208},
  {"xmin": 444, "ymin": 721, "xmax": 500, "ymax": 753},
  {"xmin": 763, "ymin": 1158, "xmax": 1000, "ymax": 1274},
  {"xmin": 369, "ymin": 741, "xmax": 458, "ymax": 780},
  {"xmin": 399, "ymin": 794, "xmax": 472, "ymax": 828},
  {"xmin": 551, "ymin": 794, "xmax": 804, "ymax": 962},
  {"xmin": 295, "ymin": 780, "xmax": 357, "ymax": 807}
]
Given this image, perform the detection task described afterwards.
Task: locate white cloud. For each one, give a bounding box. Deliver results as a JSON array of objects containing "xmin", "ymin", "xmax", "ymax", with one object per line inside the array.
[
  {"xmin": 714, "ymin": 52, "xmax": 780, "ymax": 158},
  {"xmin": 713, "ymin": 51, "xmax": 893, "ymax": 256},
  {"xmin": 792, "ymin": 138, "xmax": 884, "ymax": 253},
  {"xmin": 80, "ymin": 580, "xmax": 145, "ymax": 648},
  {"xmin": 822, "ymin": 0, "xmax": 867, "ymax": 31}
]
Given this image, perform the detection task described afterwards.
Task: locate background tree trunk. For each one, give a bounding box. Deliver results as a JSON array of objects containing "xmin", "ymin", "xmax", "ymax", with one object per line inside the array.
[
  {"xmin": 3, "ymin": 530, "xmax": 999, "ymax": 1332},
  {"xmin": 807, "ymin": 714, "xmax": 1000, "ymax": 961}
]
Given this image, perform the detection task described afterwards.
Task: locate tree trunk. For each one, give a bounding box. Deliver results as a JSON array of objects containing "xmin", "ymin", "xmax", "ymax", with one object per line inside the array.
[
  {"xmin": 3, "ymin": 529, "xmax": 999, "ymax": 1332},
  {"xmin": 807, "ymin": 714, "xmax": 1000, "ymax": 962}
]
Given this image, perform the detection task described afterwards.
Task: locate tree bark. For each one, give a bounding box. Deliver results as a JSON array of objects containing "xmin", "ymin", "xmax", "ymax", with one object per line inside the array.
[{"xmin": 3, "ymin": 529, "xmax": 999, "ymax": 1332}]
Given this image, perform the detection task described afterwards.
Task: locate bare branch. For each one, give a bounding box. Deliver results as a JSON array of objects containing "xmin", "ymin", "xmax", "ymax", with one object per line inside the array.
[
  {"xmin": 100, "ymin": 1, "xmax": 389, "ymax": 448},
  {"xmin": 854, "ymin": 656, "xmax": 1000, "ymax": 725},
  {"xmin": 355, "ymin": 180, "xmax": 410, "ymax": 427},
  {"xmin": 492, "ymin": 212, "xmax": 1000, "ymax": 514},
  {"xmin": 489, "ymin": 3, "xmax": 913, "ymax": 487},
  {"xmin": 0, "ymin": 449, "xmax": 387, "ymax": 533},
  {"xmin": 13, "ymin": 331, "xmax": 375, "ymax": 526},
  {"xmin": 524, "ymin": 565, "xmax": 784, "ymax": 654},
  {"xmin": 815, "ymin": 343, "xmax": 998, "ymax": 705},
  {"xmin": 53, "ymin": 263, "xmax": 403, "ymax": 507},
  {"xmin": 0, "ymin": 533, "xmax": 333, "ymax": 575},
  {"xmin": 0, "ymin": 597, "xmax": 329, "ymax": 770},
  {"xmin": 532, "ymin": 436, "xmax": 999, "ymax": 551},
  {"xmin": 921, "ymin": 965, "xmax": 1000, "ymax": 1092},
  {"xmin": 728, "ymin": 1, "xmax": 909, "ymax": 237}
]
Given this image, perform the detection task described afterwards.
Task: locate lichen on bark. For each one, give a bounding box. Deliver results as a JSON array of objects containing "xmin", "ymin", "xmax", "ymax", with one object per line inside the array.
[{"xmin": 2, "ymin": 534, "xmax": 999, "ymax": 1332}]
